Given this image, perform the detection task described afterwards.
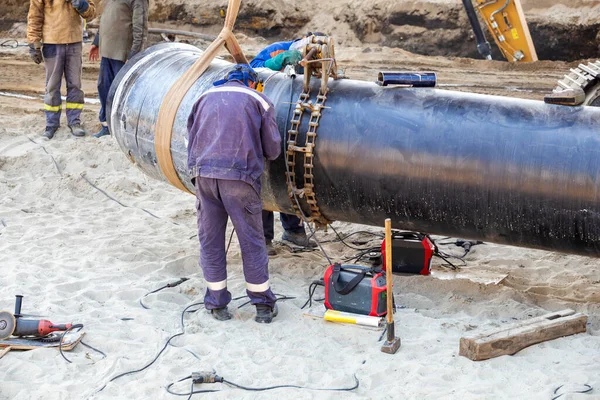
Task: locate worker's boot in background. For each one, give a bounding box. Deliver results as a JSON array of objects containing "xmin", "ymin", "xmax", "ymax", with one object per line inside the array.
[
  {"xmin": 282, "ymin": 230, "xmax": 317, "ymax": 248},
  {"xmin": 69, "ymin": 124, "xmax": 87, "ymax": 137},
  {"xmin": 210, "ymin": 307, "xmax": 232, "ymax": 321},
  {"xmin": 94, "ymin": 125, "xmax": 110, "ymax": 138},
  {"xmin": 266, "ymin": 240, "xmax": 276, "ymax": 256},
  {"xmin": 42, "ymin": 126, "xmax": 59, "ymax": 139},
  {"xmin": 255, "ymin": 303, "xmax": 278, "ymax": 324}
]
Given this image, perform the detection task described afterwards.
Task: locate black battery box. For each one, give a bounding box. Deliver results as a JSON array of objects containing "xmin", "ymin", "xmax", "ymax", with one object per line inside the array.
[
  {"xmin": 324, "ymin": 263, "xmax": 387, "ymax": 317},
  {"xmin": 381, "ymin": 232, "xmax": 435, "ymax": 275}
]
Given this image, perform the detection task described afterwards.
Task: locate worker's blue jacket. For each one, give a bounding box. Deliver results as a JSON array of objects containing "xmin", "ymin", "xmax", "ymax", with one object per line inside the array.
[
  {"xmin": 187, "ymin": 81, "xmax": 281, "ymax": 192},
  {"xmin": 249, "ymin": 40, "xmax": 294, "ymax": 68}
]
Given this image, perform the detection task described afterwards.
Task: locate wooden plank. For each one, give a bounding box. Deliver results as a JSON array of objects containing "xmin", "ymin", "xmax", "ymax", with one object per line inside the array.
[
  {"xmin": 0, "ymin": 331, "xmax": 85, "ymax": 352},
  {"xmin": 302, "ymin": 307, "xmax": 384, "ymax": 331},
  {"xmin": 302, "ymin": 307, "xmax": 326, "ymax": 320},
  {"xmin": 0, "ymin": 346, "xmax": 11, "ymax": 360},
  {"xmin": 459, "ymin": 309, "xmax": 587, "ymax": 361}
]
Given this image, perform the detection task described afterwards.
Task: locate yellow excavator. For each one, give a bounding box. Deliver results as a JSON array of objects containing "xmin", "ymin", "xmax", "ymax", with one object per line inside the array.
[
  {"xmin": 462, "ymin": 0, "xmax": 537, "ymax": 62},
  {"xmin": 461, "ymin": 0, "xmax": 600, "ymax": 107}
]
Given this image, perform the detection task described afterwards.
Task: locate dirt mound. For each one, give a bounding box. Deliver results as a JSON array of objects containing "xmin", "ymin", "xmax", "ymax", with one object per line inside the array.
[{"xmin": 2, "ymin": 0, "xmax": 600, "ymax": 61}]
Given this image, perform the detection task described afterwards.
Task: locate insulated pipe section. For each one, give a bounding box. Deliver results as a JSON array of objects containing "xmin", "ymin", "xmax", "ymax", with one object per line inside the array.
[{"xmin": 108, "ymin": 43, "xmax": 600, "ymax": 257}]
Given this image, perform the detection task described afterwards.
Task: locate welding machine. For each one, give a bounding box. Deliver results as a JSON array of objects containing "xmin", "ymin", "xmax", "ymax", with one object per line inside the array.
[
  {"xmin": 324, "ymin": 263, "xmax": 388, "ymax": 317},
  {"xmin": 381, "ymin": 232, "xmax": 435, "ymax": 275}
]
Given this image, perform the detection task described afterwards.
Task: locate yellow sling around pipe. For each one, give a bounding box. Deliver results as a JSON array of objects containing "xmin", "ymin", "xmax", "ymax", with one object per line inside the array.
[{"xmin": 155, "ymin": 0, "xmax": 248, "ymax": 195}]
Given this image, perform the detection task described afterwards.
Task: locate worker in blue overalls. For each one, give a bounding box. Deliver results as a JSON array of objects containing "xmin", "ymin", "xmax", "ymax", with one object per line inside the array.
[{"xmin": 188, "ymin": 64, "xmax": 282, "ymax": 323}]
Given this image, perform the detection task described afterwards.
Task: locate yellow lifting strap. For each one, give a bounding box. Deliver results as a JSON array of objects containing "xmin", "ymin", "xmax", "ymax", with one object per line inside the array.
[{"xmin": 154, "ymin": 0, "xmax": 248, "ymax": 195}]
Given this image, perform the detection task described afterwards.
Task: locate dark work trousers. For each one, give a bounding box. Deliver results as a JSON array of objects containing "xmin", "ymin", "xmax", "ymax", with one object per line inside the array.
[
  {"xmin": 262, "ymin": 211, "xmax": 305, "ymax": 242},
  {"xmin": 195, "ymin": 177, "xmax": 277, "ymax": 310},
  {"xmin": 98, "ymin": 57, "xmax": 125, "ymax": 124},
  {"xmin": 42, "ymin": 43, "xmax": 84, "ymax": 128}
]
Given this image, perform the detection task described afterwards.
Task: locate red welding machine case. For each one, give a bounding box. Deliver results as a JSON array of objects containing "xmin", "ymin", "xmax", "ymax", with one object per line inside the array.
[
  {"xmin": 324, "ymin": 263, "xmax": 387, "ymax": 317},
  {"xmin": 381, "ymin": 232, "xmax": 435, "ymax": 275}
]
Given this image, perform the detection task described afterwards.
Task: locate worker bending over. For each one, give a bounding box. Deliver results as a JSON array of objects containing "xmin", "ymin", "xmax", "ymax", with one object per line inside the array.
[
  {"xmin": 250, "ymin": 33, "xmax": 327, "ymax": 254},
  {"xmin": 89, "ymin": 0, "xmax": 148, "ymax": 138},
  {"xmin": 27, "ymin": 0, "xmax": 96, "ymax": 139},
  {"xmin": 187, "ymin": 64, "xmax": 281, "ymax": 323}
]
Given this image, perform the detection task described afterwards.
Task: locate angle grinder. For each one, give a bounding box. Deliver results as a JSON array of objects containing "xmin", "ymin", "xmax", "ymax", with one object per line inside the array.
[{"xmin": 0, "ymin": 295, "xmax": 73, "ymax": 340}]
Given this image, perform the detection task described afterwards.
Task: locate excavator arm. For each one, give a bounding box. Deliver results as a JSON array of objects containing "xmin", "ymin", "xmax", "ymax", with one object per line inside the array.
[{"xmin": 462, "ymin": 0, "xmax": 538, "ymax": 63}]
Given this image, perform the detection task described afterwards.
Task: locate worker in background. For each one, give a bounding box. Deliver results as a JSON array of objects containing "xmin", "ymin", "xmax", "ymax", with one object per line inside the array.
[
  {"xmin": 89, "ymin": 0, "xmax": 148, "ymax": 138},
  {"xmin": 249, "ymin": 32, "xmax": 326, "ymax": 72},
  {"xmin": 250, "ymin": 41, "xmax": 302, "ymax": 71},
  {"xmin": 187, "ymin": 64, "xmax": 281, "ymax": 324},
  {"xmin": 250, "ymin": 33, "xmax": 325, "ymax": 254},
  {"xmin": 27, "ymin": 0, "xmax": 96, "ymax": 139}
]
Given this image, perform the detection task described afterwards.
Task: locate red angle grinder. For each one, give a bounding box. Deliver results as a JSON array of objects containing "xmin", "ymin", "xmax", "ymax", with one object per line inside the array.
[{"xmin": 0, "ymin": 295, "xmax": 73, "ymax": 340}]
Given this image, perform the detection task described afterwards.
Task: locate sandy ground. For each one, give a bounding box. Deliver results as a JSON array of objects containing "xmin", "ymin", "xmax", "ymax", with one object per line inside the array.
[{"xmin": 1, "ymin": 36, "xmax": 600, "ymax": 400}]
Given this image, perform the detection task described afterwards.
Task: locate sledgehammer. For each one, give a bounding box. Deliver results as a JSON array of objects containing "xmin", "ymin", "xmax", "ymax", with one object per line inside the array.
[{"xmin": 381, "ymin": 219, "xmax": 401, "ymax": 354}]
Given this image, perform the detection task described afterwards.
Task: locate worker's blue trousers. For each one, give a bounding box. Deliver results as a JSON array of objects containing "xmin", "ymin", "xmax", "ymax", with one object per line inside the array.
[
  {"xmin": 262, "ymin": 211, "xmax": 304, "ymax": 242},
  {"xmin": 98, "ymin": 57, "xmax": 125, "ymax": 124},
  {"xmin": 195, "ymin": 177, "xmax": 276, "ymax": 310}
]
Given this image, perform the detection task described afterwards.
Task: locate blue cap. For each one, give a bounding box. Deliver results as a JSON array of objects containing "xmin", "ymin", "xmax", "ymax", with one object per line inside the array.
[{"xmin": 213, "ymin": 64, "xmax": 258, "ymax": 87}]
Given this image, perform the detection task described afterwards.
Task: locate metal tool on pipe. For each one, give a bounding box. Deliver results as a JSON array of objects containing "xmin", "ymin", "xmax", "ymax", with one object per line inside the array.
[{"xmin": 108, "ymin": 43, "xmax": 600, "ymax": 258}]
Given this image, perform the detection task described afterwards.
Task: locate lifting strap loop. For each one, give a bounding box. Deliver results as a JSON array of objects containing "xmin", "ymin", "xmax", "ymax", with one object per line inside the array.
[{"xmin": 154, "ymin": 0, "xmax": 247, "ymax": 195}]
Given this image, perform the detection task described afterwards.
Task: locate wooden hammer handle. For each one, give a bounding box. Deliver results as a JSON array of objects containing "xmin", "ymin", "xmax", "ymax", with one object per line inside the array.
[{"xmin": 384, "ymin": 218, "xmax": 393, "ymax": 324}]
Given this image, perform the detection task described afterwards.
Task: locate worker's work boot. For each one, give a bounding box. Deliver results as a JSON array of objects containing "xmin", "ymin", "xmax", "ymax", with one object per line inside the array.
[
  {"xmin": 266, "ymin": 240, "xmax": 276, "ymax": 256},
  {"xmin": 210, "ymin": 307, "xmax": 232, "ymax": 321},
  {"xmin": 282, "ymin": 230, "xmax": 317, "ymax": 248},
  {"xmin": 93, "ymin": 125, "xmax": 110, "ymax": 138},
  {"xmin": 69, "ymin": 124, "xmax": 86, "ymax": 137},
  {"xmin": 255, "ymin": 303, "xmax": 278, "ymax": 324},
  {"xmin": 42, "ymin": 126, "xmax": 59, "ymax": 140}
]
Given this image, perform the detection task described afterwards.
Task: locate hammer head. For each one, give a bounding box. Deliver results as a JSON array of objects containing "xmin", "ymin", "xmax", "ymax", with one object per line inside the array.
[{"xmin": 381, "ymin": 337, "xmax": 401, "ymax": 354}]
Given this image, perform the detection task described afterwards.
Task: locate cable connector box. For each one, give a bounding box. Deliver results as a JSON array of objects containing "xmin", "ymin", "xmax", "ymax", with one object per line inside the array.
[{"xmin": 192, "ymin": 371, "xmax": 223, "ymax": 384}]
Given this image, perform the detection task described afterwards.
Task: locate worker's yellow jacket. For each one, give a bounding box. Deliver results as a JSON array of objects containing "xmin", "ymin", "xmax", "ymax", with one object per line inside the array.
[{"xmin": 27, "ymin": 0, "xmax": 97, "ymax": 45}]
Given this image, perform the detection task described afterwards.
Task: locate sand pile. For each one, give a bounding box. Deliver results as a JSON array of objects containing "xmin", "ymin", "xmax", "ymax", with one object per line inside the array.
[{"xmin": 2, "ymin": 0, "xmax": 600, "ymax": 60}]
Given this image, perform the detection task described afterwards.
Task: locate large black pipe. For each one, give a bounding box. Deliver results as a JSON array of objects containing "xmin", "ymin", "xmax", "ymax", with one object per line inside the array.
[{"xmin": 108, "ymin": 43, "xmax": 600, "ymax": 257}]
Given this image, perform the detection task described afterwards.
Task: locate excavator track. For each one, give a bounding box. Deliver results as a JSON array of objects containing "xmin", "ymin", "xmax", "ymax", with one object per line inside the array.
[{"xmin": 545, "ymin": 60, "xmax": 600, "ymax": 106}]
